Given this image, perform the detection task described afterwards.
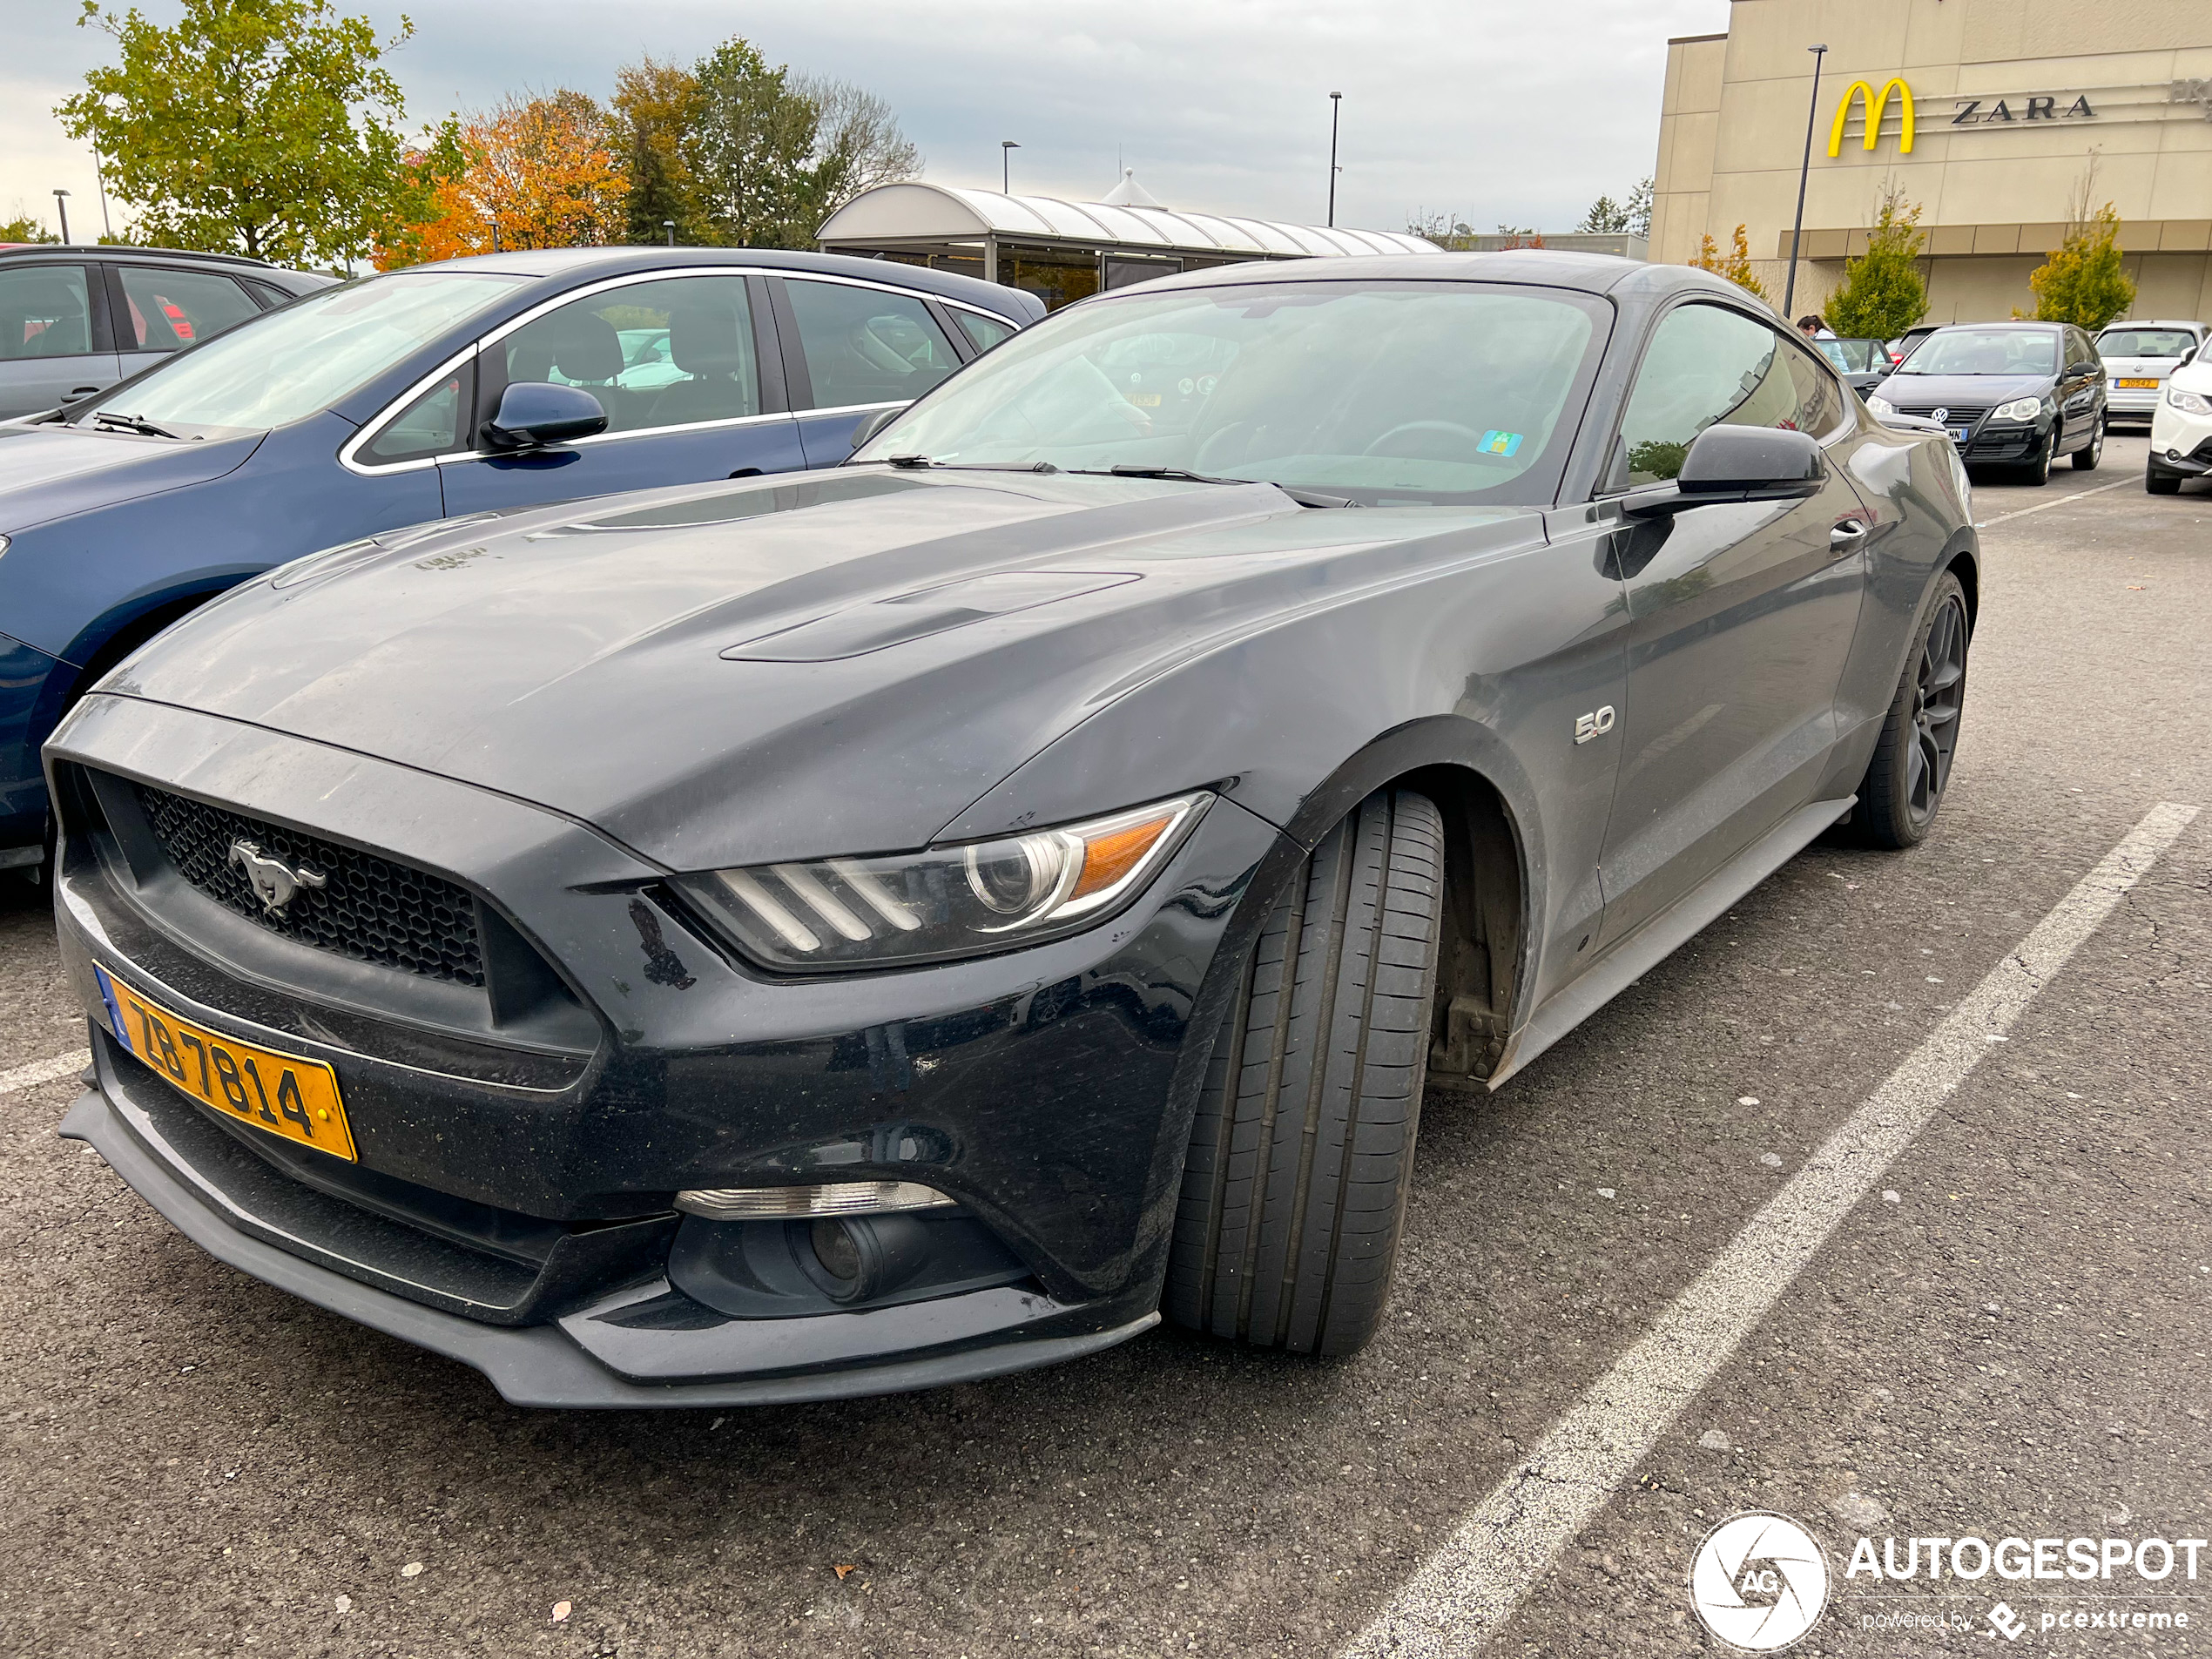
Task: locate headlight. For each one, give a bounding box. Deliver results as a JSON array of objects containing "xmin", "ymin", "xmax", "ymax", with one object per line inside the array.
[
  {"xmin": 1865, "ymin": 394, "xmax": 1895, "ymax": 416},
  {"xmin": 1991, "ymin": 396, "xmax": 2045, "ymax": 422},
  {"xmin": 679, "ymin": 792, "xmax": 1212, "ymax": 970},
  {"xmin": 2168, "ymin": 387, "xmax": 2212, "ymax": 417}
]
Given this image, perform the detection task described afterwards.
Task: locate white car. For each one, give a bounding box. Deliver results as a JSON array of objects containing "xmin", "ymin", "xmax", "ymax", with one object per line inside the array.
[
  {"xmin": 2098, "ymin": 320, "xmax": 2207, "ymax": 429},
  {"xmin": 2146, "ymin": 349, "xmax": 2212, "ymax": 494}
]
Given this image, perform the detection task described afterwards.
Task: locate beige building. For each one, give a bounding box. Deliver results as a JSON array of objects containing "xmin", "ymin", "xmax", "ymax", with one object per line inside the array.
[{"xmin": 1652, "ymin": 0, "xmax": 2212, "ymax": 324}]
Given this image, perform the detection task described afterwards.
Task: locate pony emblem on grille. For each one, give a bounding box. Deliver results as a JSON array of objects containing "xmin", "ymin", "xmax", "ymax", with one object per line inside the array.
[{"xmin": 227, "ymin": 840, "xmax": 327, "ymax": 916}]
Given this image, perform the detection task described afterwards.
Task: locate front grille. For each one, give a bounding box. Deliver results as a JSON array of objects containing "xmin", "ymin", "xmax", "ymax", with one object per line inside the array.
[
  {"xmin": 1895, "ymin": 402, "xmax": 1989, "ymax": 424},
  {"xmin": 134, "ymin": 784, "xmax": 485, "ymax": 987}
]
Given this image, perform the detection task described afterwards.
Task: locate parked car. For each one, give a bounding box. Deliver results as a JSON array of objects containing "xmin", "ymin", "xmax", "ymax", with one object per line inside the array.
[
  {"xmin": 1865, "ymin": 320, "xmax": 2107, "ymax": 483},
  {"xmin": 1885, "ymin": 324, "xmax": 1940, "ymax": 367},
  {"xmin": 49, "ymin": 252, "xmax": 1978, "ymax": 1406},
  {"xmin": 2145, "ymin": 347, "xmax": 2212, "ymax": 494},
  {"xmin": 0, "ymin": 244, "xmax": 333, "ymax": 419},
  {"xmin": 0, "ymin": 247, "xmax": 1041, "ymax": 881},
  {"xmin": 2095, "ymin": 319, "xmax": 2207, "ymax": 431},
  {"xmin": 1814, "ymin": 335, "xmax": 1896, "ymax": 395}
]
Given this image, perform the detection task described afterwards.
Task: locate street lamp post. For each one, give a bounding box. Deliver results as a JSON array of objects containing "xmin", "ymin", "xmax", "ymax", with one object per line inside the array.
[
  {"xmin": 1001, "ymin": 140, "xmax": 1020, "ymax": 194},
  {"xmin": 663, "ymin": 219, "xmax": 676, "ymax": 247},
  {"xmin": 52, "ymin": 189, "xmax": 71, "ymax": 245},
  {"xmin": 1783, "ymin": 44, "xmax": 1828, "ymax": 320},
  {"xmin": 1326, "ymin": 92, "xmax": 1342, "ymax": 226}
]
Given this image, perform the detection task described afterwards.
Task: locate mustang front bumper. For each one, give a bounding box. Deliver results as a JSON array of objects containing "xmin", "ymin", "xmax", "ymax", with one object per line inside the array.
[{"xmin": 47, "ymin": 693, "xmax": 1283, "ymax": 1406}]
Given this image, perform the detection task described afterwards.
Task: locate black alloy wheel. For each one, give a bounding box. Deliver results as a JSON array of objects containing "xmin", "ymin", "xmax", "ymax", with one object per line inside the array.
[
  {"xmin": 2073, "ymin": 418, "xmax": 2103, "ymax": 471},
  {"xmin": 1164, "ymin": 789, "xmax": 1445, "ymax": 1356},
  {"xmin": 1849, "ymin": 571, "xmax": 1970, "ymax": 848}
]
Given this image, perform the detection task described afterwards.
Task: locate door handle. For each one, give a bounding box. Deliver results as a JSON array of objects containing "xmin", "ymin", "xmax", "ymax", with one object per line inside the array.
[
  {"xmin": 1829, "ymin": 518, "xmax": 1869, "ymax": 557},
  {"xmin": 68, "ymin": 385, "xmax": 101, "ymax": 396}
]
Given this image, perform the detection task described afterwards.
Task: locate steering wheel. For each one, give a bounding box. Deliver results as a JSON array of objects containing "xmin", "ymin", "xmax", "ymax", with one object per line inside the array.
[{"xmin": 1361, "ymin": 420, "xmax": 1487, "ymax": 459}]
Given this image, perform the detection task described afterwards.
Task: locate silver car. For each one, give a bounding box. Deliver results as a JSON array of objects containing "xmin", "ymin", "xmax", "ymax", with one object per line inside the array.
[{"xmin": 2097, "ymin": 320, "xmax": 2207, "ymax": 429}]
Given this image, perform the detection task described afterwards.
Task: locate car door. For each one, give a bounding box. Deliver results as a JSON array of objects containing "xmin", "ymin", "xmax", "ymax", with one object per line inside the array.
[
  {"xmin": 2059, "ymin": 327, "xmax": 2102, "ymax": 448},
  {"xmin": 0, "ymin": 260, "xmax": 118, "ymax": 417},
  {"xmin": 434, "ymin": 272, "xmax": 806, "ymax": 516},
  {"xmin": 1591, "ymin": 300, "xmax": 1871, "ymax": 949},
  {"xmin": 772, "ymin": 276, "xmax": 972, "ymax": 467},
  {"xmin": 107, "ymin": 263, "xmax": 266, "ymax": 381}
]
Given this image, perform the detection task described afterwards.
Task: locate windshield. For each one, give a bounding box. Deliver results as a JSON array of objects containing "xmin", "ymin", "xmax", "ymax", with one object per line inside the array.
[
  {"xmin": 82, "ymin": 270, "xmax": 526, "ymax": 437},
  {"xmin": 2097, "ymin": 328, "xmax": 2195, "ymax": 359},
  {"xmin": 854, "ymin": 280, "xmax": 1608, "ymax": 505},
  {"xmin": 1900, "ymin": 330, "xmax": 2058, "ymax": 376},
  {"xmin": 1817, "ymin": 339, "xmax": 1882, "ymax": 373}
]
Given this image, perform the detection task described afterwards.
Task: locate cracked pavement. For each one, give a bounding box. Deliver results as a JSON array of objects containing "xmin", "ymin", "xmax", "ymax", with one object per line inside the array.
[{"xmin": 0, "ymin": 436, "xmax": 2205, "ymax": 1656}]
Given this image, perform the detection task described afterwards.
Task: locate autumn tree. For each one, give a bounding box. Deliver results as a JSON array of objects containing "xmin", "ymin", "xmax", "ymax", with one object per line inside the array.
[
  {"xmin": 613, "ymin": 57, "xmax": 707, "ymax": 246},
  {"xmin": 2027, "ymin": 159, "xmax": 2135, "ymax": 329},
  {"xmin": 1825, "ymin": 183, "xmax": 1929, "ymax": 339},
  {"xmin": 381, "ymin": 91, "xmax": 625, "ymax": 266},
  {"xmin": 1690, "ymin": 223, "xmax": 1770, "ymax": 302},
  {"xmin": 56, "ymin": 0, "xmax": 453, "ymax": 269},
  {"xmin": 0, "ymin": 214, "xmax": 61, "ymax": 244}
]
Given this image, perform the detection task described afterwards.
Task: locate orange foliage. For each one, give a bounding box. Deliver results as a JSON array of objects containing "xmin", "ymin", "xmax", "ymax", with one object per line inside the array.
[{"xmin": 378, "ymin": 91, "xmax": 625, "ymax": 267}]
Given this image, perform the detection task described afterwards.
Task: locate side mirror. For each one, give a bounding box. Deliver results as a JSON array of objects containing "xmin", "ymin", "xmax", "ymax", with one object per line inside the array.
[
  {"xmin": 481, "ymin": 381, "xmax": 607, "ymax": 451},
  {"xmin": 847, "ymin": 404, "xmax": 907, "ymax": 454},
  {"xmin": 2182, "ymin": 346, "xmax": 2200, "ymax": 368},
  {"xmin": 1627, "ymin": 425, "xmax": 1827, "ymax": 516}
]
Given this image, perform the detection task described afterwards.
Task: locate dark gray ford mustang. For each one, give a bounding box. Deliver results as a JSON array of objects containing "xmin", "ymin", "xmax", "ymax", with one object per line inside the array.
[{"xmin": 46, "ymin": 252, "xmax": 1976, "ymax": 1406}]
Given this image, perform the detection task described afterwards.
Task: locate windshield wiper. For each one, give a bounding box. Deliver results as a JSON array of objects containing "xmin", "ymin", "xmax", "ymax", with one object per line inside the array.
[
  {"xmin": 882, "ymin": 455, "xmax": 1059, "ymax": 474},
  {"xmin": 91, "ymin": 410, "xmax": 180, "ymax": 439},
  {"xmin": 1074, "ymin": 465, "xmax": 1357, "ymax": 509}
]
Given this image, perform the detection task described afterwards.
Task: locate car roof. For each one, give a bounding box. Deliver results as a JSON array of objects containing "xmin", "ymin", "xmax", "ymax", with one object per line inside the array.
[
  {"xmin": 1928, "ymin": 320, "xmax": 2060, "ymax": 332},
  {"xmin": 1075, "ymin": 247, "xmax": 1753, "ymax": 305},
  {"xmin": 415, "ymin": 246, "xmax": 1045, "ymax": 320},
  {"xmin": 2098, "ymin": 319, "xmax": 2203, "ymax": 331}
]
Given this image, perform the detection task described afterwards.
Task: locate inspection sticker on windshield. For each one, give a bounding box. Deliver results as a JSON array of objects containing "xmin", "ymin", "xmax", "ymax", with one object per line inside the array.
[{"xmin": 1480, "ymin": 430, "xmax": 1524, "ymax": 457}]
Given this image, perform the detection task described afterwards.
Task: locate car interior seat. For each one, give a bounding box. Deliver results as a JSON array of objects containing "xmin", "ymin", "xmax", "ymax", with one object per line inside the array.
[
  {"xmin": 17, "ymin": 279, "xmax": 91, "ymax": 358},
  {"xmin": 509, "ymin": 312, "xmax": 635, "ymax": 429},
  {"xmin": 648, "ymin": 300, "xmax": 759, "ymax": 428}
]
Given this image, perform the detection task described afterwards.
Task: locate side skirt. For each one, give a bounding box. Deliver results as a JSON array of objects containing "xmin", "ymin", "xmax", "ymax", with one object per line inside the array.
[{"xmin": 1487, "ymin": 795, "xmax": 1856, "ymax": 1090}]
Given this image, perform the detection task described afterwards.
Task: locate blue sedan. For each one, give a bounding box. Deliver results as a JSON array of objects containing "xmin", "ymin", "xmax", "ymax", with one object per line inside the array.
[{"xmin": 0, "ymin": 247, "xmax": 1040, "ymax": 876}]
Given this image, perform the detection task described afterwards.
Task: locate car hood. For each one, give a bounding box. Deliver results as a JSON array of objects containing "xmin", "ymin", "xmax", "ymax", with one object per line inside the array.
[
  {"xmin": 107, "ymin": 468, "xmax": 1546, "ymax": 870},
  {"xmin": 1871, "ymin": 373, "xmax": 2049, "ymax": 407},
  {"xmin": 0, "ymin": 420, "xmax": 264, "ymax": 532}
]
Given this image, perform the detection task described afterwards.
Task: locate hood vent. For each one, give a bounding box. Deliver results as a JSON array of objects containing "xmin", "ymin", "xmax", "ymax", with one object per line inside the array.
[{"xmin": 720, "ymin": 570, "xmax": 1139, "ymax": 662}]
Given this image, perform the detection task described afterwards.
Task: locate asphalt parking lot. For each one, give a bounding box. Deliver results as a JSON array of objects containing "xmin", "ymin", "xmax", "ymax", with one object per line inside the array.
[{"xmin": 2, "ymin": 433, "xmax": 2206, "ymax": 1658}]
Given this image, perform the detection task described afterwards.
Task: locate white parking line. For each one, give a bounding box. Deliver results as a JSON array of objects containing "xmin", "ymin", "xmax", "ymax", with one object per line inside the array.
[
  {"xmin": 0, "ymin": 1049, "xmax": 91, "ymax": 1096},
  {"xmin": 1345, "ymin": 800, "xmax": 2199, "ymax": 1658},
  {"xmin": 1974, "ymin": 475, "xmax": 2131, "ymax": 529}
]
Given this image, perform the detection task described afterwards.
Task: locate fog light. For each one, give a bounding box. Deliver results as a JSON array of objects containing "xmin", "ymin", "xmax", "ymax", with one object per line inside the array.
[
  {"xmin": 674, "ymin": 1180, "xmax": 955, "ymax": 1220},
  {"xmin": 810, "ymin": 1217, "xmax": 864, "ymax": 1283}
]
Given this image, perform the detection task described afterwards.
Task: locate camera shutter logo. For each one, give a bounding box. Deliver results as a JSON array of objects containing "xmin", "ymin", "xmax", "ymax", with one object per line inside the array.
[{"xmin": 1689, "ymin": 1512, "xmax": 1831, "ymax": 1650}]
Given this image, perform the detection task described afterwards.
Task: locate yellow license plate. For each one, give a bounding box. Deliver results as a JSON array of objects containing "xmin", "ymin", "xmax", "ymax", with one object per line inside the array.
[
  {"xmin": 2117, "ymin": 378, "xmax": 2159, "ymax": 388},
  {"xmin": 96, "ymin": 966, "xmax": 357, "ymax": 1160}
]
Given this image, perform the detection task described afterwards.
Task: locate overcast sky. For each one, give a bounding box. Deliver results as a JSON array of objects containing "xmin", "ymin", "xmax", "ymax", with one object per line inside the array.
[{"xmin": 6, "ymin": 0, "xmax": 1723, "ymax": 247}]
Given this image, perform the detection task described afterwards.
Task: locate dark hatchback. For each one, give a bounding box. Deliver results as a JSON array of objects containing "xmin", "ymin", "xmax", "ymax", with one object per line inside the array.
[
  {"xmin": 1865, "ymin": 320, "xmax": 2107, "ymax": 483},
  {"xmin": 0, "ymin": 248, "xmax": 1038, "ymax": 882},
  {"xmin": 48, "ymin": 253, "xmax": 1976, "ymax": 1406}
]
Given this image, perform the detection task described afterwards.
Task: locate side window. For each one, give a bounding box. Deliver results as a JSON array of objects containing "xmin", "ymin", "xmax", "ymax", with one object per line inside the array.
[
  {"xmin": 953, "ymin": 310, "xmax": 1015, "ymax": 354},
  {"xmin": 1613, "ymin": 304, "xmax": 1838, "ymax": 488},
  {"xmin": 0, "ymin": 265, "xmax": 96, "ymax": 361},
  {"xmin": 501, "ymin": 274, "xmax": 759, "ymax": 435},
  {"xmin": 360, "ymin": 360, "xmax": 475, "ymax": 465},
  {"xmin": 118, "ymin": 266, "xmax": 260, "ymax": 350},
  {"xmin": 784, "ymin": 280, "xmax": 961, "ymax": 408}
]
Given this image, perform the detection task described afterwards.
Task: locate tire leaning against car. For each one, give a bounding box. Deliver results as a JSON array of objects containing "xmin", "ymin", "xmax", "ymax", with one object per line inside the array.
[{"xmin": 1163, "ymin": 789, "xmax": 1445, "ymax": 1356}]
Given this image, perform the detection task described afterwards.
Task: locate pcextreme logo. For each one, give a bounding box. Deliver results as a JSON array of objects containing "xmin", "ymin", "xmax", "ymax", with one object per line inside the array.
[{"xmin": 1830, "ymin": 78, "xmax": 1916, "ymax": 156}]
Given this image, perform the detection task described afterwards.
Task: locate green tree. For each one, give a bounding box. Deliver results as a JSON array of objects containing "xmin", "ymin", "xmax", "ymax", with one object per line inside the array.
[
  {"xmin": 2027, "ymin": 164, "xmax": 2134, "ymax": 329},
  {"xmin": 1824, "ymin": 184, "xmax": 1929, "ymax": 339},
  {"xmin": 55, "ymin": 0, "xmax": 457, "ymax": 269},
  {"xmin": 0, "ymin": 214, "xmax": 61, "ymax": 244},
  {"xmin": 688, "ymin": 39, "xmax": 821, "ymax": 248},
  {"xmin": 1624, "ymin": 176, "xmax": 1652, "ymax": 239}
]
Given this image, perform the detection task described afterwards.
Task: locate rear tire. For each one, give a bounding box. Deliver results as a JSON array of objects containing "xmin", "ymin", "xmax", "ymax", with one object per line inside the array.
[
  {"xmin": 1163, "ymin": 789, "xmax": 1445, "ymax": 1356},
  {"xmin": 1851, "ymin": 572, "xmax": 1969, "ymax": 849}
]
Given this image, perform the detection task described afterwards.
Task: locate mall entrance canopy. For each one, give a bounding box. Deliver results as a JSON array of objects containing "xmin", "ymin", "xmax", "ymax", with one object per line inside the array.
[{"xmin": 817, "ymin": 176, "xmax": 1441, "ymax": 310}]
